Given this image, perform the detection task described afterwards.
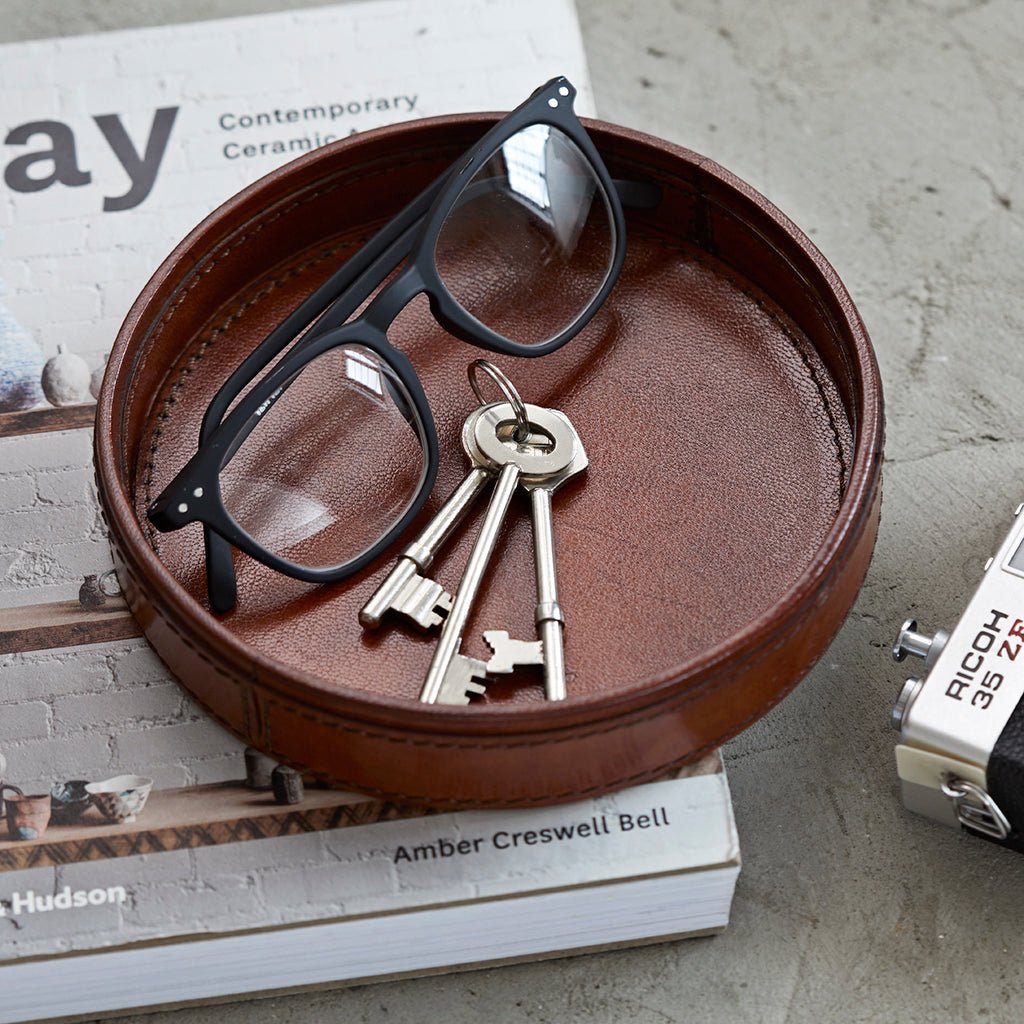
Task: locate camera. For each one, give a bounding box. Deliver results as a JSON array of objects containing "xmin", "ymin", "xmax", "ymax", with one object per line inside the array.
[{"xmin": 891, "ymin": 502, "xmax": 1024, "ymax": 844}]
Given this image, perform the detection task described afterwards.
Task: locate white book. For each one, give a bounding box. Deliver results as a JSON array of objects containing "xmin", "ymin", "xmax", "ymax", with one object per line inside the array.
[
  {"xmin": 0, "ymin": 759, "xmax": 738, "ymax": 1023},
  {"xmin": 0, "ymin": 6, "xmax": 740, "ymax": 1021}
]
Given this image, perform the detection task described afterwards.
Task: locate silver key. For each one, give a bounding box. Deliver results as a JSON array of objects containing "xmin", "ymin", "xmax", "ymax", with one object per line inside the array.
[
  {"xmin": 359, "ymin": 454, "xmax": 491, "ymax": 631},
  {"xmin": 434, "ymin": 653, "xmax": 490, "ymax": 706},
  {"xmin": 521, "ymin": 436, "xmax": 587, "ymax": 700},
  {"xmin": 474, "ymin": 406, "xmax": 587, "ymax": 701},
  {"xmin": 420, "ymin": 402, "xmax": 579, "ymax": 705}
]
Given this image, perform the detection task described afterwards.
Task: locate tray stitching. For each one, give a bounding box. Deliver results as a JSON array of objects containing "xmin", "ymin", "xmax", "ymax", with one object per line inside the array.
[
  {"xmin": 120, "ymin": 527, "xmax": 832, "ymax": 750},
  {"xmin": 120, "ymin": 454, "xmax": 846, "ymax": 750},
  {"xmin": 177, "ymin": 659, "xmax": 756, "ymax": 806},
  {"xmin": 140, "ymin": 150, "xmax": 851, "ymax": 524},
  {"xmin": 143, "ymin": 232, "xmax": 850, "ymax": 524},
  {"xmin": 119, "ymin": 612, "xmax": 746, "ymax": 804},
  {"xmin": 119, "ymin": 506, "xmax": 825, "ymax": 742}
]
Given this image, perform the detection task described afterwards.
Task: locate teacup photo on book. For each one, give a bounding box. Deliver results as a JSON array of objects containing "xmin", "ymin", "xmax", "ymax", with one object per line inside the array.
[
  {"xmin": 1, "ymin": 786, "xmax": 51, "ymax": 841},
  {"xmin": 85, "ymin": 775, "xmax": 154, "ymax": 824},
  {"xmin": 49, "ymin": 780, "xmax": 93, "ymax": 825}
]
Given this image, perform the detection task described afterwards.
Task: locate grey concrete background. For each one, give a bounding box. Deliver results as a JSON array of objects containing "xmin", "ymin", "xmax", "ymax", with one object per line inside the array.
[{"xmin": 4, "ymin": 0, "xmax": 1024, "ymax": 1020}]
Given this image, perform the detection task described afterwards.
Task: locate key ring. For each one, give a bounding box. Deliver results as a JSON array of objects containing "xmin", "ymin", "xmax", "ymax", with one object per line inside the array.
[{"xmin": 468, "ymin": 359, "xmax": 531, "ymax": 442}]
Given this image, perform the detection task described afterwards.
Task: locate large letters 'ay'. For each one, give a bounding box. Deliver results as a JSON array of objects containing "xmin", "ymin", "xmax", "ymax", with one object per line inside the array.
[{"xmin": 3, "ymin": 107, "xmax": 179, "ymax": 212}]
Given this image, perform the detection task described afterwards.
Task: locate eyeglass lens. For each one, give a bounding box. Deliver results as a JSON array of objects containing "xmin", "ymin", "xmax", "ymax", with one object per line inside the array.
[
  {"xmin": 217, "ymin": 345, "xmax": 427, "ymax": 570},
  {"xmin": 434, "ymin": 124, "xmax": 616, "ymax": 347}
]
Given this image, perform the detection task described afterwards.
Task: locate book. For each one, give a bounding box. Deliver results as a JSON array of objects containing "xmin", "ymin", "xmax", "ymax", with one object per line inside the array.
[
  {"xmin": 0, "ymin": 4, "xmax": 740, "ymax": 1022},
  {"xmin": 0, "ymin": 756, "xmax": 738, "ymax": 1024}
]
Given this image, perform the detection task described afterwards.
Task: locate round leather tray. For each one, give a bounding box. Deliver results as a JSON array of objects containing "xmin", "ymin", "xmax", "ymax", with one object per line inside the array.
[{"xmin": 95, "ymin": 115, "xmax": 884, "ymax": 808}]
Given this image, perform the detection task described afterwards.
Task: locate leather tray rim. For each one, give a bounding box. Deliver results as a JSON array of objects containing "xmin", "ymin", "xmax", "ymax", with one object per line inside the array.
[{"xmin": 95, "ymin": 114, "xmax": 884, "ymax": 737}]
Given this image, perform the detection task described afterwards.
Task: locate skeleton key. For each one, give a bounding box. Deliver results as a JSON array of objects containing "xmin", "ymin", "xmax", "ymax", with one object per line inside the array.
[
  {"xmin": 359, "ymin": 408, "xmax": 493, "ymax": 631},
  {"xmin": 420, "ymin": 402, "xmax": 579, "ymax": 705},
  {"xmin": 474, "ymin": 406, "xmax": 588, "ymax": 701}
]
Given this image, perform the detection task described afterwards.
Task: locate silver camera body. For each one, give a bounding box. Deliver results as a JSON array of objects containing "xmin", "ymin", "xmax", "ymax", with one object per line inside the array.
[{"xmin": 891, "ymin": 503, "xmax": 1024, "ymax": 842}]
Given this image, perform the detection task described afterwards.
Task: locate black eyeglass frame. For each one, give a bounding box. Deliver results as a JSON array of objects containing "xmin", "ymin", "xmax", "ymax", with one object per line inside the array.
[{"xmin": 148, "ymin": 76, "xmax": 635, "ymax": 612}]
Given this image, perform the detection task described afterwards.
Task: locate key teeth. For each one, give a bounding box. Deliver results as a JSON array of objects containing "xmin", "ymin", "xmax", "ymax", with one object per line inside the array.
[
  {"xmin": 418, "ymin": 606, "xmax": 448, "ymax": 631},
  {"xmin": 483, "ymin": 629, "xmax": 544, "ymax": 674},
  {"xmin": 461, "ymin": 680, "xmax": 488, "ymax": 703},
  {"xmin": 395, "ymin": 575, "xmax": 453, "ymax": 631},
  {"xmin": 483, "ymin": 629, "xmax": 506, "ymax": 652},
  {"xmin": 435, "ymin": 655, "xmax": 491, "ymax": 705}
]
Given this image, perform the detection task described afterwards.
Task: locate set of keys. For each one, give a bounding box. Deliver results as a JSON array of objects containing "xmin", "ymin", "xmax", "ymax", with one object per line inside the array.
[{"xmin": 359, "ymin": 361, "xmax": 587, "ymax": 706}]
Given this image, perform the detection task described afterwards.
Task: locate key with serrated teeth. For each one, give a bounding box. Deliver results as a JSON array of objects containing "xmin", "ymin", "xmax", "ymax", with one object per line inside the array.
[
  {"xmin": 483, "ymin": 630, "xmax": 544, "ymax": 674},
  {"xmin": 371, "ymin": 571, "xmax": 452, "ymax": 632},
  {"xmin": 420, "ymin": 399, "xmax": 579, "ymax": 705}
]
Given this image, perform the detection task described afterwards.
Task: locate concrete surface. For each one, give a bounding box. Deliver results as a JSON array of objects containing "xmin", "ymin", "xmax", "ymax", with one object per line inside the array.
[{"xmin": 5, "ymin": 0, "xmax": 1024, "ymax": 1021}]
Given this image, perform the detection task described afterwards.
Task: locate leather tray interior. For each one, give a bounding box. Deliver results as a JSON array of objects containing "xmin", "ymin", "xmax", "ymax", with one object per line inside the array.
[{"xmin": 97, "ymin": 116, "xmax": 883, "ymax": 806}]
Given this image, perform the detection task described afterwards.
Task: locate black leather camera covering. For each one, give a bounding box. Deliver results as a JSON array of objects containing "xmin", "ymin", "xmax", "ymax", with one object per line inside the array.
[{"xmin": 988, "ymin": 702, "xmax": 1024, "ymax": 839}]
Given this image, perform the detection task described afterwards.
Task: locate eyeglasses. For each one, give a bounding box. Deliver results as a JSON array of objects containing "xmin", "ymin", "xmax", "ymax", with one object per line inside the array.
[{"xmin": 147, "ymin": 76, "xmax": 652, "ymax": 613}]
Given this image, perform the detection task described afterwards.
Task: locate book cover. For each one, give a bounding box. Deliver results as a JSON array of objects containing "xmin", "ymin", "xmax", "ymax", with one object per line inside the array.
[
  {"xmin": 0, "ymin": 754, "xmax": 738, "ymax": 1023},
  {"xmin": 0, "ymin": 5, "xmax": 739, "ymax": 1021}
]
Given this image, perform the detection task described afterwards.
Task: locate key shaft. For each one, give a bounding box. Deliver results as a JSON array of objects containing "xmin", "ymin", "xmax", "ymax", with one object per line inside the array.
[
  {"xmin": 401, "ymin": 466, "xmax": 492, "ymax": 569},
  {"xmin": 420, "ymin": 462, "xmax": 521, "ymax": 704},
  {"xmin": 517, "ymin": 419, "xmax": 587, "ymax": 701},
  {"xmin": 530, "ymin": 487, "xmax": 567, "ymax": 701}
]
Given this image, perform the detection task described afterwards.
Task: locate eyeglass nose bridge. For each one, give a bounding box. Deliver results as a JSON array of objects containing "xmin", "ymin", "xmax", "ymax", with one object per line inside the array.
[{"xmin": 357, "ymin": 262, "xmax": 428, "ymax": 333}]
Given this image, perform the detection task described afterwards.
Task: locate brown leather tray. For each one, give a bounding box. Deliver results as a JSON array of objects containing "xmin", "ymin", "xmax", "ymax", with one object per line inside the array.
[{"xmin": 95, "ymin": 115, "xmax": 884, "ymax": 808}]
